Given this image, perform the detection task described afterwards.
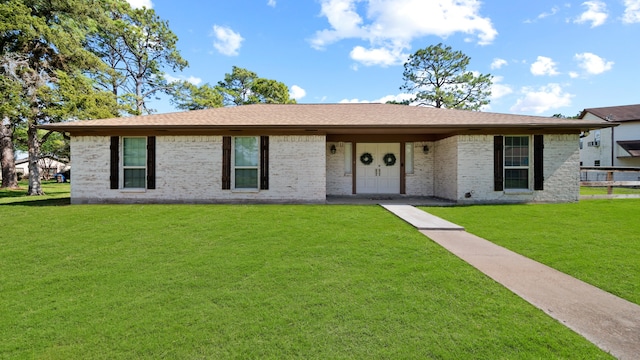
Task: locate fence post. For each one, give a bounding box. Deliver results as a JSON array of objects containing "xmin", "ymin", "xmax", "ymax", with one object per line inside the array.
[{"xmin": 607, "ymin": 171, "xmax": 614, "ymax": 195}]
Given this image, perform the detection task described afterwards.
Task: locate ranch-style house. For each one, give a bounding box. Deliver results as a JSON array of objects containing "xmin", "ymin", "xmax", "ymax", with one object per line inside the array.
[{"xmin": 40, "ymin": 103, "xmax": 612, "ymax": 204}]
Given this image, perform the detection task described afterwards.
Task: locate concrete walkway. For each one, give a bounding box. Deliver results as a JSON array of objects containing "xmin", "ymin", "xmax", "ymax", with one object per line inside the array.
[{"xmin": 382, "ymin": 204, "xmax": 640, "ymax": 360}]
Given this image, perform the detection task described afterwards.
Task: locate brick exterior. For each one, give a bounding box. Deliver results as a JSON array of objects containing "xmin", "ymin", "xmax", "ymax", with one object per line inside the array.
[
  {"xmin": 71, "ymin": 134, "xmax": 579, "ymax": 204},
  {"xmin": 71, "ymin": 135, "xmax": 326, "ymax": 204},
  {"xmin": 433, "ymin": 136, "xmax": 458, "ymax": 200},
  {"xmin": 452, "ymin": 134, "xmax": 580, "ymax": 203},
  {"xmin": 405, "ymin": 142, "xmax": 435, "ymax": 196},
  {"xmin": 325, "ymin": 142, "xmax": 353, "ymax": 195}
]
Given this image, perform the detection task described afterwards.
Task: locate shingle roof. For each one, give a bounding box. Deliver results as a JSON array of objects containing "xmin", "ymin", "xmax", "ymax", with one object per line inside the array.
[
  {"xmin": 581, "ymin": 104, "xmax": 640, "ymax": 122},
  {"xmin": 40, "ymin": 103, "xmax": 611, "ymax": 134}
]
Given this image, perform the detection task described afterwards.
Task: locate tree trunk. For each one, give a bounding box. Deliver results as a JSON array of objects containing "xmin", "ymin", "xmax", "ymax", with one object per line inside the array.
[
  {"xmin": 136, "ymin": 75, "xmax": 144, "ymax": 114},
  {"xmin": 27, "ymin": 122, "xmax": 44, "ymax": 195},
  {"xmin": 0, "ymin": 118, "xmax": 18, "ymax": 188}
]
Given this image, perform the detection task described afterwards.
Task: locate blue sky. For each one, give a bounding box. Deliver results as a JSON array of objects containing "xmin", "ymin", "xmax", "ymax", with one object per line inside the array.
[{"xmin": 128, "ymin": 0, "xmax": 640, "ymax": 117}]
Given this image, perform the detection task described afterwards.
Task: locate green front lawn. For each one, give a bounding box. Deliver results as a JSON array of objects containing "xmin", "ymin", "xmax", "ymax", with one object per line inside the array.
[
  {"xmin": 0, "ymin": 181, "xmax": 71, "ymax": 205},
  {"xmin": 424, "ymin": 200, "xmax": 640, "ymax": 306},
  {"xmin": 0, "ymin": 188, "xmax": 611, "ymax": 358}
]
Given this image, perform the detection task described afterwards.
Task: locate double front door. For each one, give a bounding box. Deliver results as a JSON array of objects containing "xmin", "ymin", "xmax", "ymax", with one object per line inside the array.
[{"xmin": 356, "ymin": 143, "xmax": 400, "ymax": 194}]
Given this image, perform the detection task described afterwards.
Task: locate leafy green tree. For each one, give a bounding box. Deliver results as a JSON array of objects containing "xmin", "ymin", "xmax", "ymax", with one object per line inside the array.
[
  {"xmin": 218, "ymin": 66, "xmax": 258, "ymax": 106},
  {"xmin": 401, "ymin": 43, "xmax": 492, "ymax": 110},
  {"xmin": 218, "ymin": 66, "xmax": 296, "ymax": 106},
  {"xmin": 251, "ymin": 78, "xmax": 296, "ymax": 104},
  {"xmin": 171, "ymin": 81, "xmax": 224, "ymax": 110},
  {"xmin": 0, "ymin": 0, "xmax": 113, "ymax": 195},
  {"xmin": 89, "ymin": 0, "xmax": 188, "ymax": 114},
  {"xmin": 0, "ymin": 74, "xmax": 25, "ymax": 188}
]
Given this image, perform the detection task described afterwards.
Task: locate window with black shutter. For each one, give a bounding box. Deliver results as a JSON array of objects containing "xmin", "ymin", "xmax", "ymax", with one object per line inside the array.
[{"xmin": 110, "ymin": 136, "xmax": 156, "ymax": 190}]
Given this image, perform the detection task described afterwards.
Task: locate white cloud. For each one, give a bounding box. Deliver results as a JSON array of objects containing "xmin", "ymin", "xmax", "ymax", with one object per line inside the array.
[
  {"xmin": 267, "ymin": 0, "xmax": 276, "ymax": 7},
  {"xmin": 349, "ymin": 46, "xmax": 408, "ymax": 67},
  {"xmin": 211, "ymin": 25, "xmax": 244, "ymax": 56},
  {"xmin": 126, "ymin": 0, "xmax": 152, "ymax": 8},
  {"xmin": 490, "ymin": 76, "xmax": 513, "ymax": 99},
  {"xmin": 164, "ymin": 74, "xmax": 202, "ymax": 85},
  {"xmin": 186, "ymin": 76, "xmax": 203, "ymax": 86},
  {"xmin": 530, "ymin": 56, "xmax": 560, "ymax": 76},
  {"xmin": 510, "ymin": 83, "xmax": 573, "ymax": 114},
  {"xmin": 574, "ymin": 1, "xmax": 608, "ymax": 27},
  {"xmin": 339, "ymin": 93, "xmax": 414, "ymax": 104},
  {"xmin": 311, "ymin": 0, "xmax": 497, "ymax": 66},
  {"xmin": 623, "ymin": 0, "xmax": 640, "ymax": 23},
  {"xmin": 164, "ymin": 74, "xmax": 180, "ymax": 83},
  {"xmin": 574, "ymin": 52, "xmax": 613, "ymax": 75},
  {"xmin": 537, "ymin": 6, "xmax": 560, "ymax": 20},
  {"xmin": 290, "ymin": 85, "xmax": 306, "ymax": 100},
  {"xmin": 490, "ymin": 58, "xmax": 508, "ymax": 70}
]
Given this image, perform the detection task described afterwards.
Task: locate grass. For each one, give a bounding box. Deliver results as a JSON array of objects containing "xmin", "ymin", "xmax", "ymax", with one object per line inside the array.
[
  {"xmin": 0, "ymin": 181, "xmax": 71, "ymax": 206},
  {"xmin": 580, "ymin": 186, "xmax": 640, "ymax": 195},
  {"xmin": 0, "ymin": 186, "xmax": 612, "ymax": 358},
  {"xmin": 423, "ymin": 200, "xmax": 640, "ymax": 306}
]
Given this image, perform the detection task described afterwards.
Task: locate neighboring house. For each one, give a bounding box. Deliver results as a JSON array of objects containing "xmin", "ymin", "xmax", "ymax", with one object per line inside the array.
[
  {"xmin": 13, "ymin": 156, "xmax": 68, "ymax": 180},
  {"xmin": 580, "ymin": 104, "xmax": 640, "ymax": 167},
  {"xmin": 40, "ymin": 103, "xmax": 611, "ymax": 204}
]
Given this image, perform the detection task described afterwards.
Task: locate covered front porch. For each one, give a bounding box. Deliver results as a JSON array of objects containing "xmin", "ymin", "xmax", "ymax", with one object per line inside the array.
[{"xmin": 325, "ymin": 137, "xmax": 440, "ymax": 199}]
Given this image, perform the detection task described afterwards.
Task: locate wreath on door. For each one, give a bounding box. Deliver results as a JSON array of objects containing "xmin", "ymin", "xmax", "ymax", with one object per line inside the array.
[
  {"xmin": 383, "ymin": 153, "xmax": 396, "ymax": 166},
  {"xmin": 360, "ymin": 152, "xmax": 373, "ymax": 165}
]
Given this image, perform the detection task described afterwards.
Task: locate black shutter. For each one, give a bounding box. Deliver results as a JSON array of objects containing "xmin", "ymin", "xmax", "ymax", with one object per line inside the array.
[
  {"xmin": 222, "ymin": 136, "xmax": 231, "ymax": 190},
  {"xmin": 494, "ymin": 136, "xmax": 504, "ymax": 191},
  {"xmin": 110, "ymin": 136, "xmax": 119, "ymax": 189},
  {"xmin": 534, "ymin": 135, "xmax": 544, "ymax": 190},
  {"xmin": 147, "ymin": 136, "xmax": 156, "ymax": 189},
  {"xmin": 260, "ymin": 136, "xmax": 269, "ymax": 190}
]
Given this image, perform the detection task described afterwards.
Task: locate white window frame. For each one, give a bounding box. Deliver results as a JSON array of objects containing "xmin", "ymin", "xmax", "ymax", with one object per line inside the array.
[
  {"xmin": 504, "ymin": 135, "xmax": 531, "ymax": 190},
  {"xmin": 121, "ymin": 136, "xmax": 147, "ymax": 189},
  {"xmin": 232, "ymin": 136, "xmax": 260, "ymax": 190}
]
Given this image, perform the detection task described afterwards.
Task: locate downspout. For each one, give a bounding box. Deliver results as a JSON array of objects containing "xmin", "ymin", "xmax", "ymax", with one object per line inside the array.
[{"xmin": 611, "ymin": 126, "xmax": 615, "ymax": 166}]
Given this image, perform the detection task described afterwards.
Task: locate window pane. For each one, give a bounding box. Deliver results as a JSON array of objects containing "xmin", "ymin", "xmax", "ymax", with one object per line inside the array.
[
  {"xmin": 123, "ymin": 138, "xmax": 146, "ymax": 166},
  {"xmin": 344, "ymin": 142, "xmax": 352, "ymax": 174},
  {"xmin": 505, "ymin": 136, "xmax": 529, "ymax": 166},
  {"xmin": 124, "ymin": 169, "xmax": 146, "ymax": 188},
  {"xmin": 405, "ymin": 142, "xmax": 414, "ymax": 174},
  {"xmin": 235, "ymin": 169, "xmax": 258, "ymax": 188},
  {"xmin": 505, "ymin": 169, "xmax": 528, "ymax": 189},
  {"xmin": 235, "ymin": 137, "xmax": 258, "ymax": 166}
]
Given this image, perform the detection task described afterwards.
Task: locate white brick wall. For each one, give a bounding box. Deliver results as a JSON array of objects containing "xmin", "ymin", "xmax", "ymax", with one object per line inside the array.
[
  {"xmin": 405, "ymin": 142, "xmax": 435, "ymax": 196},
  {"xmin": 326, "ymin": 142, "xmax": 353, "ymax": 195},
  {"xmin": 71, "ymin": 134, "xmax": 580, "ymax": 204},
  {"xmin": 453, "ymin": 134, "xmax": 580, "ymax": 203},
  {"xmin": 433, "ymin": 136, "xmax": 458, "ymax": 200},
  {"xmin": 71, "ymin": 135, "xmax": 326, "ymax": 204}
]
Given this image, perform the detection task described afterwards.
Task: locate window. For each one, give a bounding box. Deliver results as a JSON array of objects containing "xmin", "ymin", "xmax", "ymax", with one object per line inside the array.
[
  {"xmin": 123, "ymin": 137, "xmax": 147, "ymax": 188},
  {"xmin": 234, "ymin": 137, "xmax": 259, "ymax": 189},
  {"xmin": 405, "ymin": 142, "xmax": 414, "ymax": 174},
  {"xmin": 504, "ymin": 136, "xmax": 529, "ymax": 189},
  {"xmin": 110, "ymin": 136, "xmax": 156, "ymax": 190},
  {"xmin": 222, "ymin": 136, "xmax": 269, "ymax": 190},
  {"xmin": 344, "ymin": 142, "xmax": 352, "ymax": 175},
  {"xmin": 494, "ymin": 135, "xmax": 543, "ymax": 191}
]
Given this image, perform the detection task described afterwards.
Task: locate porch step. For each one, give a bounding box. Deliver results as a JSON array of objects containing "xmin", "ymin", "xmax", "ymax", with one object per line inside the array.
[{"xmin": 381, "ymin": 204, "xmax": 464, "ymax": 231}]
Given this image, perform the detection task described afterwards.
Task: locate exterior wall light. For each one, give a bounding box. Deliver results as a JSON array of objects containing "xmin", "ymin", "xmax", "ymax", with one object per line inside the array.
[
  {"xmin": 330, "ymin": 144, "xmax": 337, "ymax": 154},
  {"xmin": 422, "ymin": 145, "xmax": 429, "ymax": 154}
]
